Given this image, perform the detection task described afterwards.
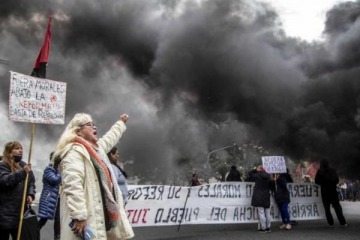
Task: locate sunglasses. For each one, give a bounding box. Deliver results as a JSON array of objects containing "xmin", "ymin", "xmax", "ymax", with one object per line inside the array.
[{"xmin": 80, "ymin": 122, "xmax": 96, "ymax": 128}]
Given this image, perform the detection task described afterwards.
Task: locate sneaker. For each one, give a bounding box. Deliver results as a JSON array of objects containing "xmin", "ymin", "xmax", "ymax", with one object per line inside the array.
[
  {"xmin": 328, "ymin": 224, "xmax": 335, "ymax": 228},
  {"xmin": 340, "ymin": 223, "xmax": 348, "ymax": 228},
  {"xmin": 279, "ymin": 224, "xmax": 286, "ymax": 229},
  {"xmin": 265, "ymin": 228, "xmax": 271, "ymax": 233},
  {"xmin": 285, "ymin": 224, "xmax": 292, "ymax": 230},
  {"xmin": 257, "ymin": 229, "xmax": 267, "ymax": 233}
]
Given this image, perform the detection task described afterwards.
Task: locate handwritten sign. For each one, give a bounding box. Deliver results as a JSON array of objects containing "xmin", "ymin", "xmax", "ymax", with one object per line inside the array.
[
  {"xmin": 125, "ymin": 182, "xmax": 324, "ymax": 227},
  {"xmin": 9, "ymin": 71, "xmax": 67, "ymax": 124},
  {"xmin": 262, "ymin": 156, "xmax": 287, "ymax": 173}
]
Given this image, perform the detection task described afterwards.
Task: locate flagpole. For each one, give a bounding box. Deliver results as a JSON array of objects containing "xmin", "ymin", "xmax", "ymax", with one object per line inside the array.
[
  {"xmin": 15, "ymin": 16, "xmax": 50, "ymax": 239},
  {"xmin": 17, "ymin": 123, "xmax": 36, "ymax": 240}
]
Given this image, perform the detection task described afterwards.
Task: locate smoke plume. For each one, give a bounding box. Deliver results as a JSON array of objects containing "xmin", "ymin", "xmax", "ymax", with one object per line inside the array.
[{"xmin": 1, "ymin": 0, "xmax": 360, "ymax": 184}]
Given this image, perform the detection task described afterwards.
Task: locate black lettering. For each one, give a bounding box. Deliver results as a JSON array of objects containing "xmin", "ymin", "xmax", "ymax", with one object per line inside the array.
[
  {"xmin": 198, "ymin": 185, "xmax": 204, "ymax": 197},
  {"xmin": 246, "ymin": 184, "xmax": 252, "ymax": 198},
  {"xmin": 170, "ymin": 208, "xmax": 179, "ymax": 223},
  {"xmin": 143, "ymin": 186, "xmax": 150, "ymax": 200},
  {"xmin": 132, "ymin": 188, "xmax": 142, "ymax": 200},
  {"xmin": 148, "ymin": 186, "xmax": 156, "ymax": 200},
  {"xmin": 162, "ymin": 208, "xmax": 171, "ymax": 223},
  {"xmin": 157, "ymin": 186, "xmax": 164, "ymax": 200},
  {"xmin": 175, "ymin": 187, "xmax": 181, "ymax": 198},
  {"xmin": 155, "ymin": 208, "xmax": 164, "ymax": 223}
]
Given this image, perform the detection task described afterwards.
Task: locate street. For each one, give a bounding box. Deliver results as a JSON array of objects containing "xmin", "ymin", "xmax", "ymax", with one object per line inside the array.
[{"xmin": 39, "ymin": 201, "xmax": 360, "ymax": 240}]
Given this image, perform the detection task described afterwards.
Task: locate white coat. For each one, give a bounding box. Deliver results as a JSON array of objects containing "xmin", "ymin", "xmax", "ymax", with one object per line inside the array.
[{"xmin": 59, "ymin": 121, "xmax": 134, "ymax": 240}]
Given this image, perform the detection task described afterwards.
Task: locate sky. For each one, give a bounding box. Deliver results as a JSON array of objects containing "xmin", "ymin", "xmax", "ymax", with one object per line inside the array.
[
  {"xmin": 268, "ymin": 0, "xmax": 355, "ymax": 41},
  {"xmin": 1, "ymin": 0, "xmax": 360, "ymax": 186}
]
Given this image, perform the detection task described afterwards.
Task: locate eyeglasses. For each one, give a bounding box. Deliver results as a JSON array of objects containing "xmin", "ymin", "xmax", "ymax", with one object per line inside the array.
[{"xmin": 80, "ymin": 122, "xmax": 96, "ymax": 128}]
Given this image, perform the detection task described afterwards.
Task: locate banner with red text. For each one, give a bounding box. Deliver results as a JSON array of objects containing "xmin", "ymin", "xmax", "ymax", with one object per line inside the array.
[
  {"xmin": 9, "ymin": 71, "xmax": 67, "ymax": 124},
  {"xmin": 125, "ymin": 182, "xmax": 325, "ymax": 227}
]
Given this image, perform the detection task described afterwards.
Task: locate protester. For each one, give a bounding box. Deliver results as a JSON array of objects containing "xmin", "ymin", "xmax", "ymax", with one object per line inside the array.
[
  {"xmin": 315, "ymin": 159, "xmax": 347, "ymax": 227},
  {"xmin": 38, "ymin": 152, "xmax": 61, "ymax": 240},
  {"xmin": 337, "ymin": 183, "xmax": 343, "ymax": 201},
  {"xmin": 347, "ymin": 180, "xmax": 353, "ymax": 201},
  {"xmin": 284, "ymin": 168, "xmax": 294, "ymax": 183},
  {"xmin": 53, "ymin": 113, "xmax": 134, "ymax": 240},
  {"xmin": 226, "ymin": 165, "xmax": 242, "ymax": 181},
  {"xmin": 248, "ymin": 165, "xmax": 274, "ymax": 233},
  {"xmin": 353, "ymin": 180, "xmax": 360, "ymax": 201},
  {"xmin": 107, "ymin": 147, "xmax": 128, "ymax": 205},
  {"xmin": 0, "ymin": 141, "xmax": 36, "ymax": 240},
  {"xmin": 340, "ymin": 181, "xmax": 347, "ymax": 201},
  {"xmin": 273, "ymin": 173, "xmax": 292, "ymax": 230},
  {"xmin": 282, "ymin": 168, "xmax": 298, "ymax": 226},
  {"xmin": 190, "ymin": 173, "xmax": 202, "ymax": 186}
]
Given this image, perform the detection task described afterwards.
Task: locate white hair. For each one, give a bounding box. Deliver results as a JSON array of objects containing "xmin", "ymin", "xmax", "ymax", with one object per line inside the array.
[{"xmin": 53, "ymin": 113, "xmax": 92, "ymax": 160}]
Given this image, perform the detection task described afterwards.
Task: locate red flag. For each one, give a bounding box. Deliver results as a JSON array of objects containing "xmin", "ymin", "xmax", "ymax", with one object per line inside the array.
[{"xmin": 31, "ymin": 17, "xmax": 52, "ymax": 78}]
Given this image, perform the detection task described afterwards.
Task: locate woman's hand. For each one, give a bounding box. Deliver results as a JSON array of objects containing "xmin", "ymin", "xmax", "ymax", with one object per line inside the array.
[
  {"xmin": 120, "ymin": 114, "xmax": 129, "ymax": 123},
  {"xmin": 72, "ymin": 219, "xmax": 87, "ymax": 236},
  {"xmin": 26, "ymin": 195, "xmax": 33, "ymax": 204},
  {"xmin": 24, "ymin": 164, "xmax": 32, "ymax": 173}
]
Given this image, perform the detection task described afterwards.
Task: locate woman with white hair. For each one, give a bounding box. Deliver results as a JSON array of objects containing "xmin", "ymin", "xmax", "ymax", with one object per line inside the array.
[{"xmin": 53, "ymin": 113, "xmax": 134, "ymax": 240}]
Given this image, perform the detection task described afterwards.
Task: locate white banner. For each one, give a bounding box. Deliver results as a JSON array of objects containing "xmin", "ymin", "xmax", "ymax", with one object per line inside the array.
[
  {"xmin": 262, "ymin": 156, "xmax": 287, "ymax": 173},
  {"xmin": 125, "ymin": 182, "xmax": 324, "ymax": 227},
  {"xmin": 9, "ymin": 71, "xmax": 67, "ymax": 124}
]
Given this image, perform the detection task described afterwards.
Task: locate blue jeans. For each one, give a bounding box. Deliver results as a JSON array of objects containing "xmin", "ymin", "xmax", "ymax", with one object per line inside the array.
[{"xmin": 277, "ymin": 202, "xmax": 290, "ymax": 224}]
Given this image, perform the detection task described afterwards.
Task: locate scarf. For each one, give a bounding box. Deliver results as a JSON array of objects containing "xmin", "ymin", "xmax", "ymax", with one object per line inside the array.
[{"xmin": 75, "ymin": 137, "xmax": 120, "ymax": 228}]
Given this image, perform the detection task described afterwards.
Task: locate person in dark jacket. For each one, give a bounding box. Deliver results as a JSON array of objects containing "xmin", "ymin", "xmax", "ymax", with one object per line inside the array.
[
  {"xmin": 38, "ymin": 152, "xmax": 61, "ymax": 240},
  {"xmin": 248, "ymin": 165, "xmax": 274, "ymax": 233},
  {"xmin": 226, "ymin": 165, "xmax": 242, "ymax": 182},
  {"xmin": 284, "ymin": 168, "xmax": 294, "ymax": 183},
  {"xmin": 274, "ymin": 173, "xmax": 291, "ymax": 230},
  {"xmin": 0, "ymin": 141, "xmax": 36, "ymax": 240},
  {"xmin": 315, "ymin": 158, "xmax": 347, "ymax": 227}
]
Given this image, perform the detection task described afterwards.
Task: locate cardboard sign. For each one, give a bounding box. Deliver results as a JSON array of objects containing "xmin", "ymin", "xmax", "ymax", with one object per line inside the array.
[
  {"xmin": 9, "ymin": 71, "xmax": 67, "ymax": 124},
  {"xmin": 262, "ymin": 156, "xmax": 287, "ymax": 173}
]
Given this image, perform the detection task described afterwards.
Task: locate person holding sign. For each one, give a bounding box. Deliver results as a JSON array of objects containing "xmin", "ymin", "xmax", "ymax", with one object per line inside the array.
[
  {"xmin": 273, "ymin": 173, "xmax": 292, "ymax": 230},
  {"xmin": 53, "ymin": 113, "xmax": 134, "ymax": 240},
  {"xmin": 248, "ymin": 165, "xmax": 274, "ymax": 233},
  {"xmin": 0, "ymin": 141, "xmax": 36, "ymax": 240}
]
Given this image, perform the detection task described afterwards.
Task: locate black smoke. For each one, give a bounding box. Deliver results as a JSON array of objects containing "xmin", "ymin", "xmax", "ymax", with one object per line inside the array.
[{"xmin": 1, "ymin": 0, "xmax": 360, "ymax": 183}]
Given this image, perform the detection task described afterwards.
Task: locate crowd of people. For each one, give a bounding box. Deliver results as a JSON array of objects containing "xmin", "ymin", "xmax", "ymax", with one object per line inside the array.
[
  {"xmin": 0, "ymin": 112, "xmax": 353, "ymax": 238},
  {"xmin": 0, "ymin": 113, "xmax": 132, "ymax": 240},
  {"xmin": 338, "ymin": 179, "xmax": 360, "ymax": 201}
]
